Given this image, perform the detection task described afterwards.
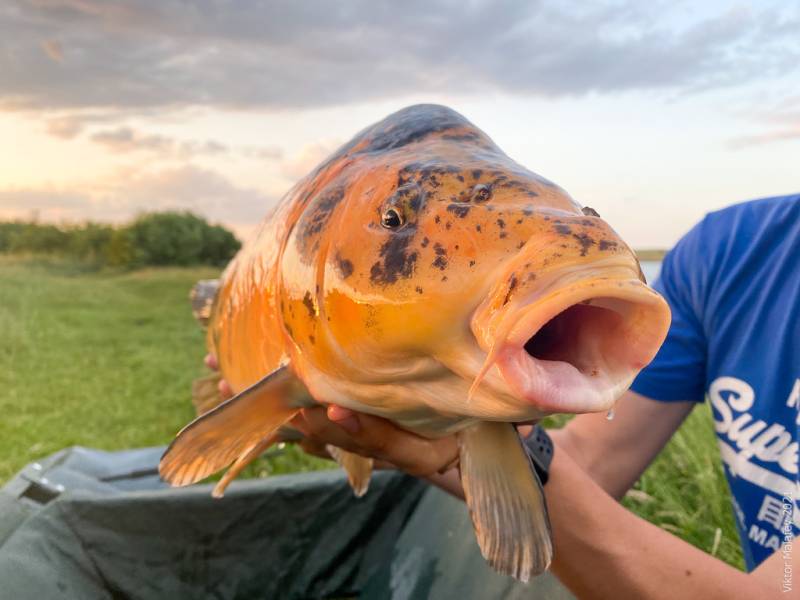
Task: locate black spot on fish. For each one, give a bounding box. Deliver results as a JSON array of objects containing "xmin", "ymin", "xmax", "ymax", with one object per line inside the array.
[
  {"xmin": 499, "ymin": 231, "xmax": 508, "ymax": 239},
  {"xmin": 421, "ymin": 237, "xmax": 429, "ymax": 248},
  {"xmin": 354, "ymin": 105, "xmax": 478, "ymax": 154},
  {"xmin": 370, "ymin": 232, "xmax": 418, "ymax": 285},
  {"xmin": 476, "ymin": 224, "xmax": 482, "ymax": 233},
  {"xmin": 502, "ymin": 274, "xmax": 518, "ymax": 306},
  {"xmin": 334, "ymin": 253, "xmax": 354, "ymax": 278},
  {"xmin": 432, "ymin": 242, "xmax": 448, "ymax": 270},
  {"xmin": 598, "ymin": 240, "xmax": 618, "ymax": 251},
  {"xmin": 471, "ymin": 169, "xmax": 482, "ymax": 180},
  {"xmin": 573, "ymin": 233, "xmax": 595, "ymax": 256},
  {"xmin": 441, "ymin": 132, "xmax": 479, "ymax": 142},
  {"xmin": 445, "ymin": 221, "xmax": 452, "ymax": 230},
  {"xmin": 457, "ymin": 174, "xmax": 465, "ymax": 182},
  {"xmin": 469, "ymin": 260, "xmax": 476, "ymax": 267},
  {"xmin": 302, "ymin": 291, "xmax": 316, "ymax": 319},
  {"xmin": 434, "ymin": 215, "xmax": 441, "ymax": 224},
  {"xmin": 554, "ymin": 224, "xmax": 572, "ymax": 235},
  {"xmin": 441, "ymin": 275, "xmax": 448, "ymax": 282},
  {"xmin": 447, "ymin": 203, "xmax": 471, "ymax": 218},
  {"xmin": 496, "ymin": 218, "xmax": 506, "ymax": 229},
  {"xmin": 415, "ymin": 286, "xmax": 424, "ymax": 294},
  {"xmin": 308, "ymin": 334, "xmax": 316, "ymax": 344},
  {"xmin": 517, "ymin": 240, "xmax": 526, "ymax": 249},
  {"xmin": 296, "ymin": 185, "xmax": 346, "ymax": 253}
]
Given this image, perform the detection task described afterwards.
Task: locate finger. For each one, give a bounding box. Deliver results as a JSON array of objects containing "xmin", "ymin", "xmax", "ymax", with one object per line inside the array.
[
  {"xmin": 298, "ymin": 438, "xmax": 332, "ymax": 459},
  {"xmin": 327, "ymin": 405, "xmax": 361, "ymax": 433},
  {"xmin": 218, "ymin": 378, "xmax": 233, "ymax": 399},
  {"xmin": 204, "ymin": 354, "xmax": 219, "ymax": 370},
  {"xmin": 298, "ymin": 407, "xmax": 370, "ymax": 454},
  {"xmin": 342, "ymin": 412, "xmax": 458, "ymax": 477}
]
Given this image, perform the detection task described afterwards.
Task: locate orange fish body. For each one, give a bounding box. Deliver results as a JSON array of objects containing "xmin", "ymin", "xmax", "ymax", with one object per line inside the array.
[{"xmin": 163, "ymin": 105, "xmax": 671, "ymax": 581}]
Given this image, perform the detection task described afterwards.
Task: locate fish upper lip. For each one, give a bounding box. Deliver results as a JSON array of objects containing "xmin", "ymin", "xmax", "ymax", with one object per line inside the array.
[{"xmin": 474, "ymin": 269, "xmax": 671, "ymax": 414}]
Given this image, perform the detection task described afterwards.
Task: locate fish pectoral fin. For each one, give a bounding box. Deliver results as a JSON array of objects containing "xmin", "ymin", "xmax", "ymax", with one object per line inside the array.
[
  {"xmin": 212, "ymin": 432, "xmax": 280, "ymax": 498},
  {"xmin": 458, "ymin": 421, "xmax": 553, "ymax": 582},
  {"xmin": 159, "ymin": 363, "xmax": 302, "ymax": 488},
  {"xmin": 326, "ymin": 445, "xmax": 373, "ymax": 497},
  {"xmin": 191, "ymin": 371, "xmax": 223, "ymax": 415}
]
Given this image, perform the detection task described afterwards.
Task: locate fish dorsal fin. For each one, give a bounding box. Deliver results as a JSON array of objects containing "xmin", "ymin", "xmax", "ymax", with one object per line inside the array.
[
  {"xmin": 458, "ymin": 421, "xmax": 553, "ymax": 582},
  {"xmin": 326, "ymin": 445, "xmax": 373, "ymax": 497},
  {"xmin": 159, "ymin": 364, "xmax": 303, "ymax": 488}
]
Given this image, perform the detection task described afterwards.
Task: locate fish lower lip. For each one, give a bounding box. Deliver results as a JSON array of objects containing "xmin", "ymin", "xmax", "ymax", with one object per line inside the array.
[{"xmin": 494, "ymin": 279, "xmax": 670, "ymax": 414}]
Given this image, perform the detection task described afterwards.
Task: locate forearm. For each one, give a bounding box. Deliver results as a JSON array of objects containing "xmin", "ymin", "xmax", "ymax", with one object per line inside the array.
[{"xmin": 548, "ymin": 449, "xmax": 773, "ymax": 599}]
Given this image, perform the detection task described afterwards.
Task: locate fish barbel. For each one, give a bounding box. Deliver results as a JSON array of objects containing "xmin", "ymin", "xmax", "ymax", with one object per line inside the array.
[{"xmin": 161, "ymin": 104, "xmax": 671, "ymax": 581}]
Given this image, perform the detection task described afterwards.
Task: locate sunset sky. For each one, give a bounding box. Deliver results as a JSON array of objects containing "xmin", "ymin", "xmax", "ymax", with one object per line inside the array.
[{"xmin": 0, "ymin": 0, "xmax": 798, "ymax": 247}]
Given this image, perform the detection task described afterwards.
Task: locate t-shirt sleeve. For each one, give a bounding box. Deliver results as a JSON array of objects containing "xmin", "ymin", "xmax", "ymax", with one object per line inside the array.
[{"xmin": 629, "ymin": 219, "xmax": 711, "ymax": 402}]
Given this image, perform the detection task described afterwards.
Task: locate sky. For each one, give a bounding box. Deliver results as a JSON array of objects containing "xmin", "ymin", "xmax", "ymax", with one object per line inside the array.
[{"xmin": 0, "ymin": 0, "xmax": 798, "ymax": 248}]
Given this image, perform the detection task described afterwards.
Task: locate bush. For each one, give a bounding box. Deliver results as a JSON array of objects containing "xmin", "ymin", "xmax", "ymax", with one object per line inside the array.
[{"xmin": 0, "ymin": 212, "xmax": 241, "ymax": 269}]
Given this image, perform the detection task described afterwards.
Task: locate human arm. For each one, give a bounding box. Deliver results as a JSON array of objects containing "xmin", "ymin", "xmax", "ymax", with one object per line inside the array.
[{"xmin": 296, "ymin": 404, "xmax": 788, "ymax": 599}]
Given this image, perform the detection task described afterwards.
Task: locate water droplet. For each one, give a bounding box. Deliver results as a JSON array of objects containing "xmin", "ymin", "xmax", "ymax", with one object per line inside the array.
[{"xmin": 606, "ymin": 409, "xmax": 615, "ymax": 421}]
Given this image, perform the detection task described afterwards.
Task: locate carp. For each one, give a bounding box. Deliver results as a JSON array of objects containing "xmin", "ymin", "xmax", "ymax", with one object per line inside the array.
[{"xmin": 160, "ymin": 104, "xmax": 671, "ymax": 581}]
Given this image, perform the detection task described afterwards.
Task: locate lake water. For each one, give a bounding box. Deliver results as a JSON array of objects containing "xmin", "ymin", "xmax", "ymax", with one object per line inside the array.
[{"xmin": 640, "ymin": 260, "xmax": 662, "ymax": 284}]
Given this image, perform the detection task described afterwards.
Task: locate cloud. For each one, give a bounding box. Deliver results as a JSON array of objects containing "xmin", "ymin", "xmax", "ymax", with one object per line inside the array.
[
  {"xmin": 1, "ymin": 1, "xmax": 797, "ymax": 113},
  {"xmin": 85, "ymin": 125, "xmax": 286, "ymax": 162},
  {"xmin": 45, "ymin": 114, "xmax": 84, "ymax": 138},
  {"xmin": 0, "ymin": 165, "xmax": 276, "ymax": 237},
  {"xmin": 279, "ymin": 140, "xmax": 342, "ymax": 180},
  {"xmin": 40, "ymin": 39, "xmax": 63, "ymax": 62},
  {"xmin": 727, "ymin": 94, "xmax": 800, "ymax": 148},
  {"xmin": 727, "ymin": 127, "xmax": 800, "ymax": 149}
]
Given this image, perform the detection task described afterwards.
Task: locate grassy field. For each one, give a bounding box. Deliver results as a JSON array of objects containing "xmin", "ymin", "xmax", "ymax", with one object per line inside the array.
[{"xmin": 0, "ymin": 257, "xmax": 743, "ymax": 569}]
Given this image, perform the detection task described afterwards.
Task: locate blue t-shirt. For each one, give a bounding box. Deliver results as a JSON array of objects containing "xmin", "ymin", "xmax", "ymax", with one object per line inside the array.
[{"xmin": 630, "ymin": 194, "xmax": 800, "ymax": 570}]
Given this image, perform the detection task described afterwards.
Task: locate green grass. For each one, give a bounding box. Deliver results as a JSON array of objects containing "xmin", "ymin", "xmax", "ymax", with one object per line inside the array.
[
  {"xmin": 621, "ymin": 403, "xmax": 744, "ymax": 569},
  {"xmin": 0, "ymin": 257, "xmax": 331, "ymax": 483},
  {"xmin": 0, "ymin": 257, "xmax": 743, "ymax": 569}
]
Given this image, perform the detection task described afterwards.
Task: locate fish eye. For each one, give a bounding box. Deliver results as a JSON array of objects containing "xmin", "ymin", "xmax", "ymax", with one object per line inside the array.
[
  {"xmin": 472, "ymin": 184, "xmax": 492, "ymax": 203},
  {"xmin": 381, "ymin": 208, "xmax": 404, "ymax": 229}
]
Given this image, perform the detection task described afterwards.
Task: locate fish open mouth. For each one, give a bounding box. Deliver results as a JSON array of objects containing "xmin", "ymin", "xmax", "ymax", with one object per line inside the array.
[{"xmin": 484, "ymin": 276, "xmax": 670, "ymax": 414}]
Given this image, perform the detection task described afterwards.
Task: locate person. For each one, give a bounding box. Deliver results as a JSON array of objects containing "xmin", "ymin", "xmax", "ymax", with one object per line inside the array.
[{"xmin": 212, "ymin": 194, "xmax": 799, "ymax": 598}]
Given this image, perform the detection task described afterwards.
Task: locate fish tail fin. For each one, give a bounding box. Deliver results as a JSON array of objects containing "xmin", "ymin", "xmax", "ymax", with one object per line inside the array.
[
  {"xmin": 190, "ymin": 279, "xmax": 220, "ymax": 328},
  {"xmin": 160, "ymin": 364, "xmax": 302, "ymax": 490},
  {"xmin": 326, "ymin": 445, "xmax": 373, "ymax": 497},
  {"xmin": 458, "ymin": 421, "xmax": 553, "ymax": 582}
]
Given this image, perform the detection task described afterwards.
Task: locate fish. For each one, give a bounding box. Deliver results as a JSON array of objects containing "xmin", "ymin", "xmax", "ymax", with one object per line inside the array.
[{"xmin": 159, "ymin": 104, "xmax": 671, "ymax": 582}]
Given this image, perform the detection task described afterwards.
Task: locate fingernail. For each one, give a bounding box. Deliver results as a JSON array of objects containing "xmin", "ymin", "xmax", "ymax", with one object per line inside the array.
[{"xmin": 327, "ymin": 406, "xmax": 361, "ymax": 434}]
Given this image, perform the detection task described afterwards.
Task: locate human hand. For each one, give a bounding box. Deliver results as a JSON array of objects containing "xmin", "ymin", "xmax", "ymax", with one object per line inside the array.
[
  {"xmin": 291, "ymin": 405, "xmax": 459, "ymax": 478},
  {"xmin": 203, "ymin": 353, "xmax": 458, "ymax": 477}
]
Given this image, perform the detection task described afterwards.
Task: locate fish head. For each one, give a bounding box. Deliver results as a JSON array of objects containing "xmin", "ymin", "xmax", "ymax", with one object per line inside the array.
[{"xmin": 282, "ymin": 105, "xmax": 670, "ymax": 417}]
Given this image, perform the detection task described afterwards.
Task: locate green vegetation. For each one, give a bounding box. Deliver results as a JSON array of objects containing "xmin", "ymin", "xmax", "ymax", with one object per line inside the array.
[
  {"xmin": 636, "ymin": 248, "xmax": 668, "ymax": 261},
  {"xmin": 0, "ymin": 258, "xmax": 742, "ymax": 569},
  {"xmin": 0, "ymin": 257, "xmax": 330, "ymax": 487},
  {"xmin": 0, "ymin": 212, "xmax": 240, "ymax": 269}
]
